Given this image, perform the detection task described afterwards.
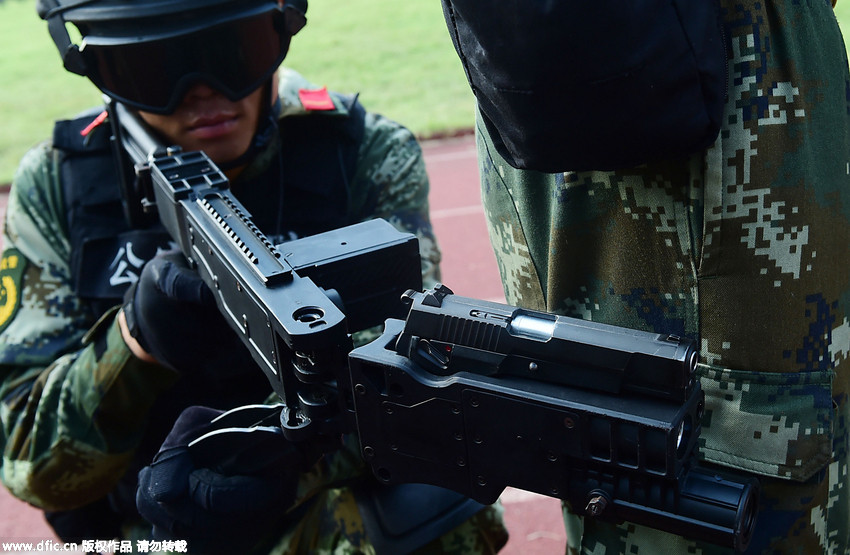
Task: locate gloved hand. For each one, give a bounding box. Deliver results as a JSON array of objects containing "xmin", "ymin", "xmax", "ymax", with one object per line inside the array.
[
  {"xmin": 136, "ymin": 406, "xmax": 311, "ymax": 554},
  {"xmin": 122, "ymin": 250, "xmax": 254, "ymax": 377}
]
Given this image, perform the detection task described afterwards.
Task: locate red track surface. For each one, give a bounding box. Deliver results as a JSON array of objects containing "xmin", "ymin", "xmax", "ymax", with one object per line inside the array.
[{"xmin": 0, "ymin": 136, "xmax": 567, "ymax": 553}]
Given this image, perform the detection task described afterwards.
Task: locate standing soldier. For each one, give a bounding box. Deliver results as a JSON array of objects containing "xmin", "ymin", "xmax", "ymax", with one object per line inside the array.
[{"xmin": 447, "ymin": 0, "xmax": 850, "ymax": 551}]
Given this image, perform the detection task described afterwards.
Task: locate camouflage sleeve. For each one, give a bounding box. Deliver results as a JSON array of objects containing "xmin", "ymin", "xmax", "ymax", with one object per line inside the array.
[
  {"xmin": 349, "ymin": 111, "xmax": 442, "ymax": 290},
  {"xmin": 0, "ymin": 143, "xmax": 175, "ymax": 511}
]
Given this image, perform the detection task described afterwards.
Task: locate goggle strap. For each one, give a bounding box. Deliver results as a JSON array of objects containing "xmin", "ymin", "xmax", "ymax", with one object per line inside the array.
[{"xmin": 46, "ymin": 14, "xmax": 88, "ymax": 76}]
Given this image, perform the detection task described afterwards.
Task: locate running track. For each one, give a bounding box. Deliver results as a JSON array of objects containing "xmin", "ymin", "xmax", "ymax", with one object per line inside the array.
[{"xmin": 0, "ymin": 136, "xmax": 567, "ymax": 553}]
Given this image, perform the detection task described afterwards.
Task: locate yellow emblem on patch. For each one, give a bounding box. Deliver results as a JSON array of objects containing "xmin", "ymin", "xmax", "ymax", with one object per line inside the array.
[{"xmin": 0, "ymin": 249, "xmax": 26, "ymax": 333}]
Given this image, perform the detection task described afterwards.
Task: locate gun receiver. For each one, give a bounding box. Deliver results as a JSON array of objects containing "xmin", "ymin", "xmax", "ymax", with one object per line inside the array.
[
  {"xmin": 349, "ymin": 285, "xmax": 759, "ymax": 551},
  {"xmin": 107, "ymin": 99, "xmax": 422, "ymax": 440}
]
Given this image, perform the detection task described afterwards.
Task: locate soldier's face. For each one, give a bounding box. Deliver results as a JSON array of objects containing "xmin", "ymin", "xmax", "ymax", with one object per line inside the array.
[{"xmin": 138, "ymin": 82, "xmax": 265, "ymax": 175}]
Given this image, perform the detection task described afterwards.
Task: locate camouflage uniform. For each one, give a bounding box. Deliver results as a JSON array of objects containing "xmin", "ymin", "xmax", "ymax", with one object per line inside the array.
[
  {"xmin": 477, "ymin": 0, "xmax": 850, "ymax": 553},
  {"xmin": 0, "ymin": 68, "xmax": 507, "ymax": 553}
]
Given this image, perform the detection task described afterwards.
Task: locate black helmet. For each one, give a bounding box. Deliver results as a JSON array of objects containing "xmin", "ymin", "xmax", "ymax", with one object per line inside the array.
[{"xmin": 39, "ymin": 0, "xmax": 308, "ymax": 114}]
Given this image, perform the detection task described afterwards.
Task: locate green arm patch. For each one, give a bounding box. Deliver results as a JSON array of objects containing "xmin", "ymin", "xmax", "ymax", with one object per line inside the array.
[{"xmin": 0, "ymin": 248, "xmax": 28, "ymax": 334}]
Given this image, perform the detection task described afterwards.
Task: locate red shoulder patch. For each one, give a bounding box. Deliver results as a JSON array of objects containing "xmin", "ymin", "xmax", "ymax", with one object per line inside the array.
[{"xmin": 298, "ymin": 87, "xmax": 336, "ymax": 111}]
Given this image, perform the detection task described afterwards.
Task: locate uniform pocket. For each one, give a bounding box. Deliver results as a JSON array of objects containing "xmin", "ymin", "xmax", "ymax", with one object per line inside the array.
[{"xmin": 697, "ymin": 363, "xmax": 834, "ymax": 481}]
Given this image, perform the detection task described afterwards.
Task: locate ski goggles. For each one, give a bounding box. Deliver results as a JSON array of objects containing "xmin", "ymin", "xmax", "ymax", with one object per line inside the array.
[{"xmin": 79, "ymin": 5, "xmax": 302, "ymax": 114}]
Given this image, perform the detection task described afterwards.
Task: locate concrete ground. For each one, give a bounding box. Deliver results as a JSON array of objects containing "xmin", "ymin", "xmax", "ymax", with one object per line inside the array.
[{"xmin": 0, "ymin": 135, "xmax": 567, "ymax": 553}]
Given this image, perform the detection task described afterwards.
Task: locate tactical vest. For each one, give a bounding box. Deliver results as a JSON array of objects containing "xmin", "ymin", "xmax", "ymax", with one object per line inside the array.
[
  {"xmin": 46, "ymin": 96, "xmax": 367, "ymax": 540},
  {"xmin": 53, "ymin": 107, "xmax": 173, "ymax": 317},
  {"xmin": 53, "ymin": 96, "xmax": 366, "ymax": 316}
]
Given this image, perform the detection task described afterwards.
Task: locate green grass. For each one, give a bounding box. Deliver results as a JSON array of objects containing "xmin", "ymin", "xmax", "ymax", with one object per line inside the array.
[{"xmin": 2, "ymin": 0, "xmax": 850, "ymax": 185}]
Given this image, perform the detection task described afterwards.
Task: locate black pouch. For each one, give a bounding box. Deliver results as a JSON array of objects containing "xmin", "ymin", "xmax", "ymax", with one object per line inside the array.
[{"xmin": 442, "ymin": 0, "xmax": 727, "ymax": 172}]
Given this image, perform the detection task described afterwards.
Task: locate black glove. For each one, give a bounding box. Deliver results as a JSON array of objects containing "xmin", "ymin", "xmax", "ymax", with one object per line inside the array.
[
  {"xmin": 123, "ymin": 250, "xmax": 254, "ymax": 377},
  {"xmin": 136, "ymin": 406, "xmax": 304, "ymax": 554}
]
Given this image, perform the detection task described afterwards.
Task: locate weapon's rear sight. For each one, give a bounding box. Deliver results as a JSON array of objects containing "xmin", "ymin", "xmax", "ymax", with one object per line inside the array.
[{"xmin": 349, "ymin": 286, "xmax": 759, "ymax": 551}]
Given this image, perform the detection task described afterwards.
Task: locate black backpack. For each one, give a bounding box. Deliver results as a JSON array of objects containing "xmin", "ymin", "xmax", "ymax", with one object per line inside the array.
[{"xmin": 442, "ymin": 0, "xmax": 727, "ymax": 172}]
